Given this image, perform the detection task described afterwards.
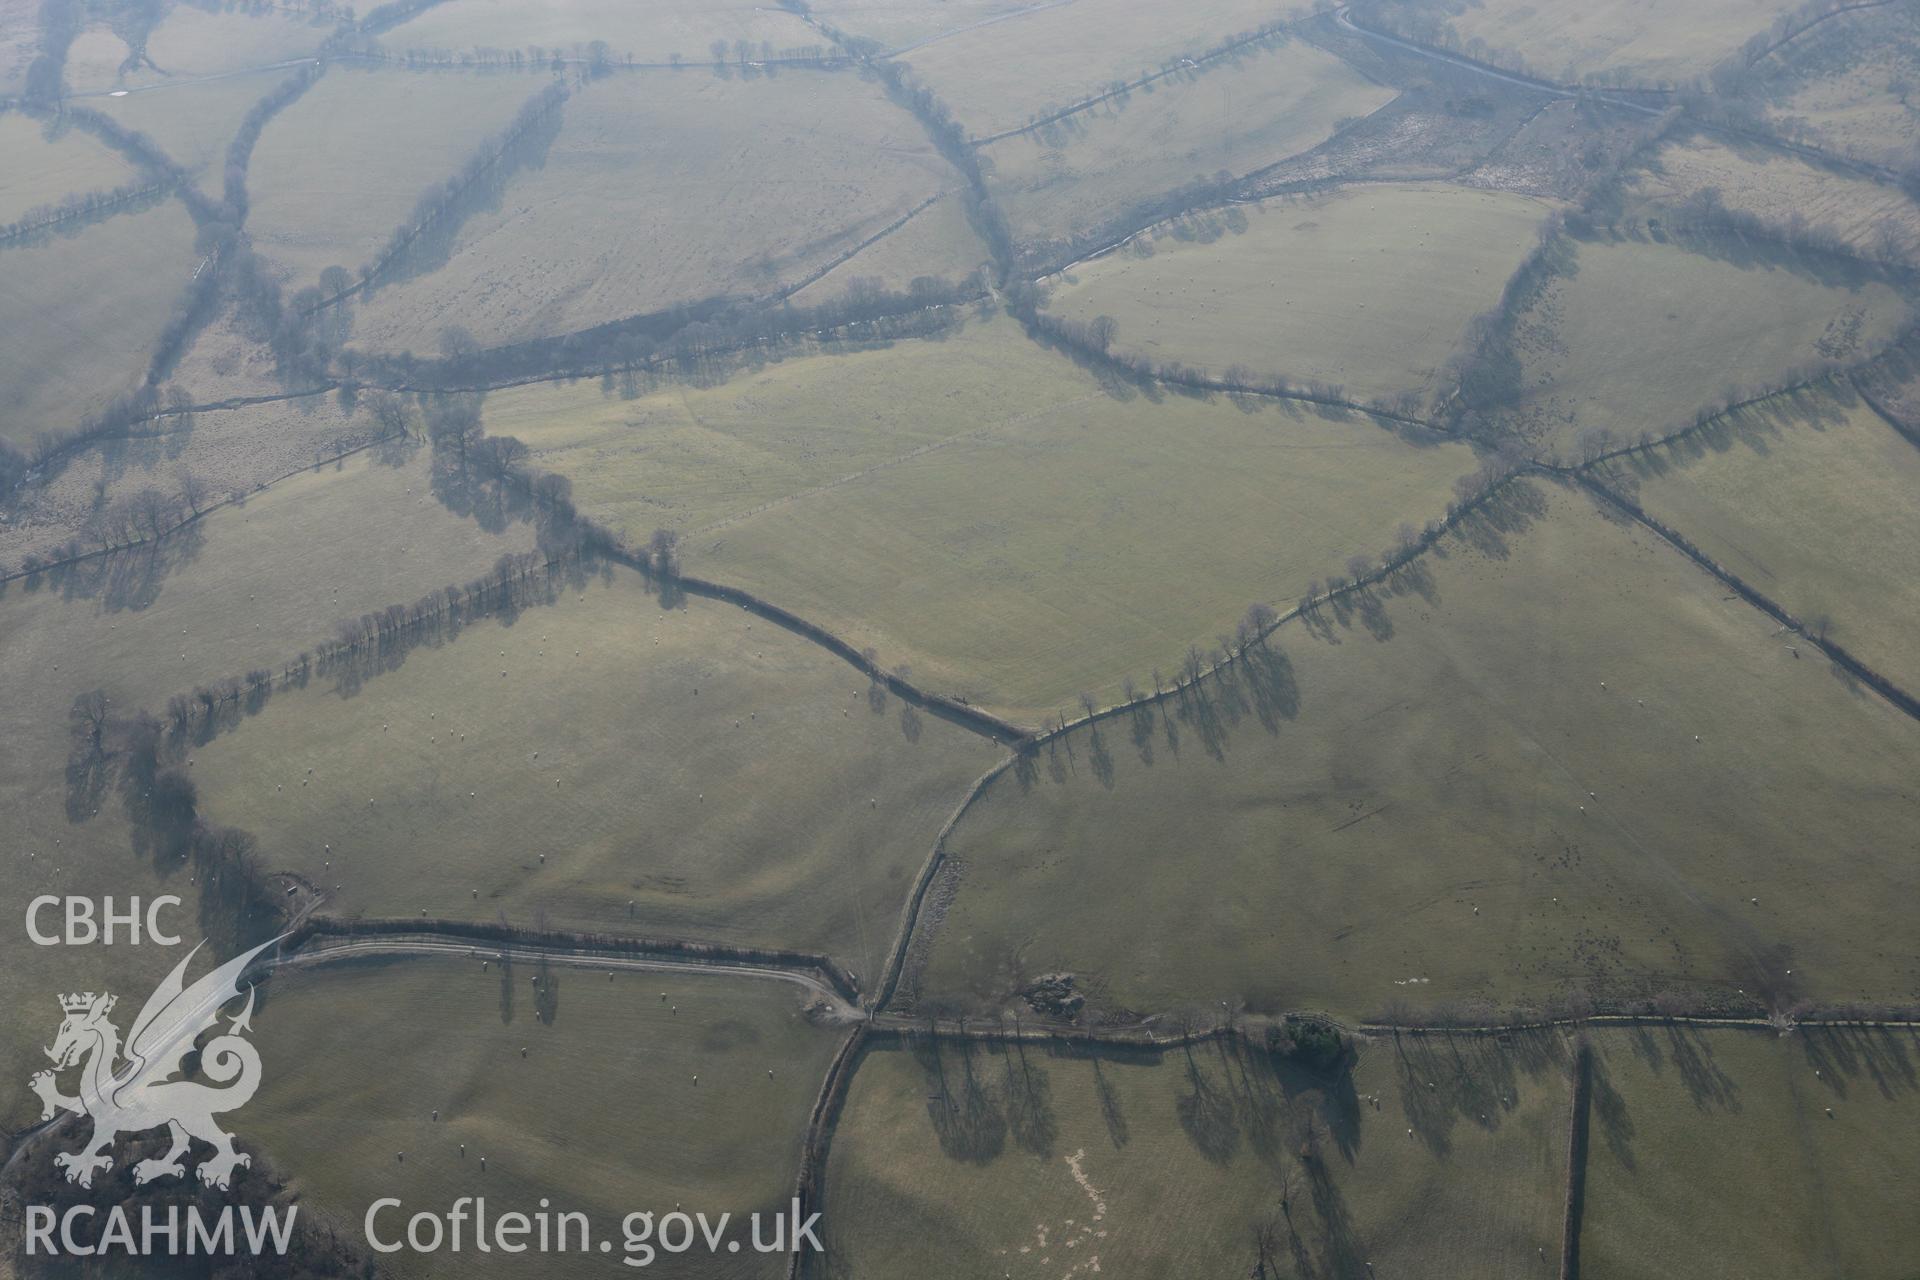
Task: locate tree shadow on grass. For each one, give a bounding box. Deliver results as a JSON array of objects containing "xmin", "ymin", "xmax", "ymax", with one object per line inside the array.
[
  {"xmin": 1800, "ymin": 1023, "xmax": 1918, "ymax": 1102},
  {"xmin": 998, "ymin": 1038, "xmax": 1060, "ymax": 1156},
  {"xmin": 1391, "ymin": 1026, "xmax": 1568, "ymax": 1156},
  {"xmin": 916, "ymin": 1036, "xmax": 1007, "ymax": 1164},
  {"xmin": 1591, "ymin": 1046, "xmax": 1637, "ymax": 1173},
  {"xmin": 28, "ymin": 521, "xmax": 209, "ymax": 613},
  {"xmin": 1176, "ymin": 1037, "xmax": 1241, "ymax": 1164},
  {"xmin": 1664, "ymin": 1022, "xmax": 1740, "ymax": 1110}
]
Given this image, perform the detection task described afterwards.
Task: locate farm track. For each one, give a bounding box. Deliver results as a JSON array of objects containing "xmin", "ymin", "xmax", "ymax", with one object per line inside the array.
[{"xmin": 55, "ymin": 57, "xmax": 322, "ymax": 102}]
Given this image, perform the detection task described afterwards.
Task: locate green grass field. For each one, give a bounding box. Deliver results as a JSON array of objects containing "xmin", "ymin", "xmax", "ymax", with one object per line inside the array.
[
  {"xmin": 0, "ymin": 111, "xmax": 138, "ymax": 225},
  {"xmin": 1439, "ymin": 0, "xmax": 1801, "ymax": 86},
  {"xmin": 913, "ymin": 479, "xmax": 1920, "ymax": 1018},
  {"xmin": 191, "ymin": 567, "xmax": 1001, "ymax": 984},
  {"xmin": 247, "ymin": 67, "xmax": 544, "ymax": 289},
  {"xmin": 484, "ymin": 315, "xmax": 1096, "ymax": 541},
  {"xmin": 982, "ymin": 36, "xmax": 1394, "ymax": 259},
  {"xmin": 1046, "ymin": 183, "xmax": 1553, "ymax": 403},
  {"xmin": 1618, "ymin": 387, "xmax": 1920, "ymax": 692},
  {"xmin": 0, "ymin": 447, "xmax": 535, "ymax": 1130},
  {"xmin": 1582, "ymin": 1025, "xmax": 1920, "ymax": 1278},
  {"xmin": 349, "ymin": 70, "xmax": 956, "ymax": 352},
  {"xmin": 376, "ymin": 0, "xmax": 818, "ymax": 62},
  {"xmin": 674, "ymin": 323, "xmax": 1471, "ymax": 722},
  {"xmin": 0, "ymin": 198, "xmax": 196, "ymax": 448},
  {"xmin": 249, "ymin": 955, "xmax": 843, "ymax": 1279},
  {"xmin": 1512, "ymin": 233, "xmax": 1909, "ymax": 454},
  {"xmin": 823, "ymin": 1029, "xmax": 1570, "ymax": 1278},
  {"xmin": 900, "ymin": 0, "xmax": 1299, "ymax": 137},
  {"xmin": 1632, "ymin": 133, "xmax": 1920, "ymax": 261}
]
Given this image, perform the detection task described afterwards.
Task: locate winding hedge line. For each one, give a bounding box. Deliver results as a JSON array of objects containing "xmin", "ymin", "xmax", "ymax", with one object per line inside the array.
[{"xmin": 300, "ymin": 916, "xmax": 861, "ymax": 1001}]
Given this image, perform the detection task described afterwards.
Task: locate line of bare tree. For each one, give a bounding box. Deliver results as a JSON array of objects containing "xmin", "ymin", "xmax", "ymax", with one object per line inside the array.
[
  {"xmin": 334, "ymin": 39, "xmax": 849, "ymax": 74},
  {"xmin": 356, "ymin": 274, "xmax": 978, "ymax": 394},
  {"xmin": 220, "ymin": 61, "xmax": 324, "ymax": 221},
  {"xmin": 4, "ymin": 412, "xmax": 402, "ymax": 585},
  {"xmin": 1020, "ymin": 305, "xmax": 1434, "ymax": 428},
  {"xmin": 306, "ymin": 81, "xmax": 568, "ymax": 312},
  {"xmin": 0, "ymin": 175, "xmax": 176, "ymax": 249},
  {"xmin": 863, "ymin": 58, "xmax": 1015, "ymax": 276}
]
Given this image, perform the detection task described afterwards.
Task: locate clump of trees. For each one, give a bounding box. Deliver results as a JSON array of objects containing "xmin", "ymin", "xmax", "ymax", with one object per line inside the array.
[{"xmin": 1265, "ymin": 1015, "xmax": 1346, "ymax": 1069}]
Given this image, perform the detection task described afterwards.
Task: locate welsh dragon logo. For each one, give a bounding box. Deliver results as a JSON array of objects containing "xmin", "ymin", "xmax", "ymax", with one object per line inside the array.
[{"xmin": 28, "ymin": 937, "xmax": 280, "ymax": 1190}]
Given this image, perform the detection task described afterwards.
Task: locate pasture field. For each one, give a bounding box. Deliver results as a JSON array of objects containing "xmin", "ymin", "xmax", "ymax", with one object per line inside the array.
[
  {"xmin": 1618, "ymin": 387, "xmax": 1920, "ymax": 692},
  {"xmin": 785, "ymin": 191, "xmax": 988, "ymax": 307},
  {"xmin": 808, "ymin": 0, "xmax": 1050, "ymax": 53},
  {"xmin": 1581, "ymin": 1025, "xmax": 1920, "ymax": 1278},
  {"xmin": 0, "ymin": 198, "xmax": 196, "ymax": 449},
  {"xmin": 1045, "ymin": 183, "xmax": 1554, "ymax": 403},
  {"xmin": 660, "ymin": 322, "xmax": 1474, "ymax": 722},
  {"xmin": 822, "ymin": 1030, "xmax": 1570, "ymax": 1278},
  {"xmin": 981, "ymin": 36, "xmax": 1394, "ymax": 261},
  {"xmin": 1631, "ymin": 133, "xmax": 1920, "ymax": 260},
  {"xmin": 64, "ymin": 4, "xmax": 329, "ymax": 94},
  {"xmin": 349, "ymin": 71, "xmax": 955, "ymax": 352},
  {"xmin": 92, "ymin": 66, "xmax": 299, "ymax": 196},
  {"xmin": 375, "ymin": 0, "xmax": 818, "ymax": 63},
  {"xmin": 249, "ymin": 956, "xmax": 841, "ymax": 1280},
  {"xmin": 484, "ymin": 315, "xmax": 1095, "ymax": 541},
  {"xmin": 0, "ymin": 447, "xmax": 536, "ymax": 1130},
  {"xmin": 1510, "ymin": 233, "xmax": 1908, "ymax": 453},
  {"xmin": 900, "ymin": 0, "xmax": 1301, "ymax": 138},
  {"xmin": 247, "ymin": 67, "xmax": 545, "ymax": 289},
  {"xmin": 1435, "ymin": 0, "xmax": 1800, "ymax": 86},
  {"xmin": 1757, "ymin": 7, "xmax": 1920, "ymax": 169},
  {"xmin": 913, "ymin": 480, "xmax": 1920, "ymax": 1019},
  {"xmin": 0, "ymin": 112, "xmax": 138, "ymax": 225},
  {"xmin": 190, "ymin": 566, "xmax": 1001, "ymax": 983},
  {"xmin": 0, "ymin": 0, "xmax": 35, "ymax": 96}
]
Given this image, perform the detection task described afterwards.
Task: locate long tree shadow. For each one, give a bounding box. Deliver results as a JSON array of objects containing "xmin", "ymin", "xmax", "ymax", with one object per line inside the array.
[
  {"xmin": 1800, "ymin": 1022, "xmax": 1918, "ymax": 1102},
  {"xmin": 1663, "ymin": 1022, "xmax": 1740, "ymax": 1110},
  {"xmin": 1590, "ymin": 1046, "xmax": 1636, "ymax": 1172},
  {"xmin": 1176, "ymin": 1036, "xmax": 1241, "ymax": 1163},
  {"xmin": 998, "ymin": 1038, "xmax": 1060, "ymax": 1156},
  {"xmin": 916, "ymin": 1036, "xmax": 1007, "ymax": 1164},
  {"xmin": 1090, "ymin": 1056, "xmax": 1129, "ymax": 1148}
]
